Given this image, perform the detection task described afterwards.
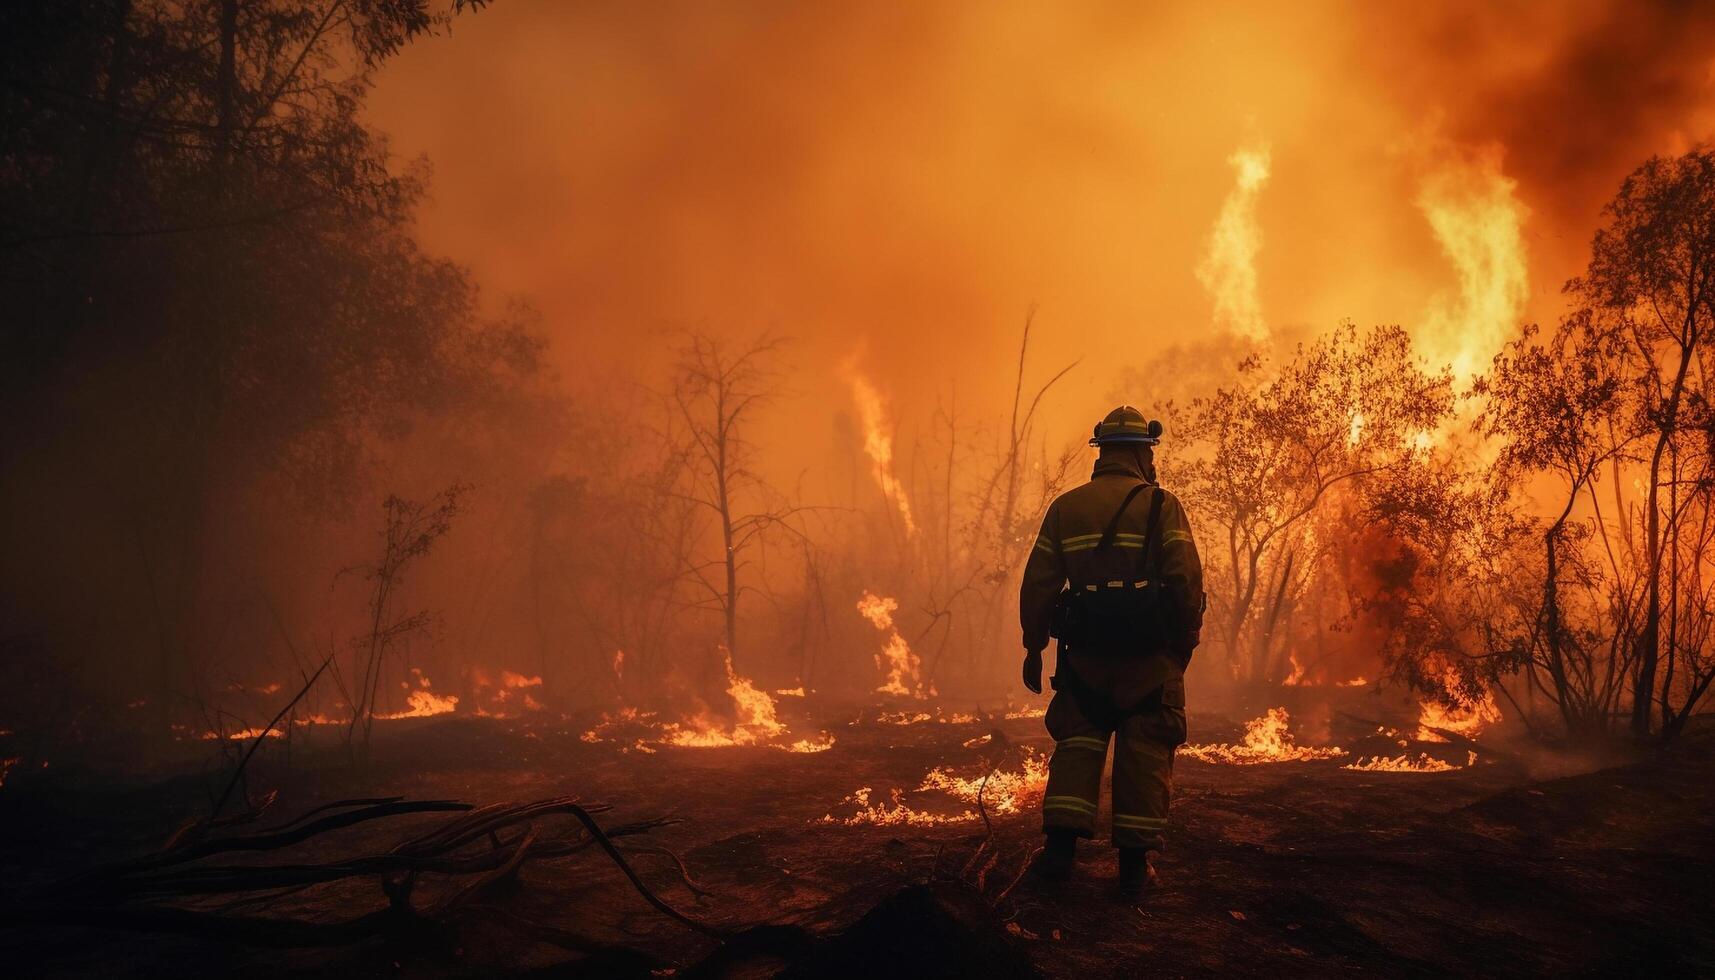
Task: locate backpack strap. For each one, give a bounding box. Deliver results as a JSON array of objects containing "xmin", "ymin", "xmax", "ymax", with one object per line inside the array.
[
  {"xmin": 1138, "ymin": 487, "xmax": 1166, "ymax": 580},
  {"xmin": 1095, "ymin": 482, "xmax": 1151, "ymax": 555}
]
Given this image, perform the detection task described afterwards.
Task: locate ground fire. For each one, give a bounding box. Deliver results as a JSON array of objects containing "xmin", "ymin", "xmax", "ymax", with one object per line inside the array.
[{"xmin": 4, "ymin": 2, "xmax": 1715, "ymax": 977}]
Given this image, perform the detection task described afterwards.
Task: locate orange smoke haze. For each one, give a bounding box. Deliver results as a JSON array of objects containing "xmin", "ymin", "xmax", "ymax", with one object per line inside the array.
[{"xmin": 366, "ymin": 0, "xmax": 1715, "ymax": 488}]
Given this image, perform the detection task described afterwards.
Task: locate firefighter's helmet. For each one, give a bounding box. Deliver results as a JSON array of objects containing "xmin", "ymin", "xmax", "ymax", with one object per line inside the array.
[{"xmin": 1090, "ymin": 405, "xmax": 1163, "ymax": 447}]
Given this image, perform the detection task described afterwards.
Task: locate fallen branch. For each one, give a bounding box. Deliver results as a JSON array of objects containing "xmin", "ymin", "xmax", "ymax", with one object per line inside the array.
[{"xmin": 6, "ymin": 794, "xmax": 717, "ymax": 959}]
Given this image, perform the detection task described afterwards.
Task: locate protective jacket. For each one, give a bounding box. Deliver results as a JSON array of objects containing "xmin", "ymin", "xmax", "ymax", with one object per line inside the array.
[
  {"xmin": 1019, "ymin": 454, "xmax": 1204, "ymax": 710},
  {"xmin": 1020, "ymin": 452, "xmax": 1205, "ymax": 852}
]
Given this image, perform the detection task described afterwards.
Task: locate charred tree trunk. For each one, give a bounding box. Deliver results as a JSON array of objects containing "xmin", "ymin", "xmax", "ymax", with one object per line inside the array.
[
  {"xmin": 1633, "ymin": 315, "xmax": 1698, "ymax": 738},
  {"xmin": 213, "ymin": 0, "xmax": 238, "ymax": 180}
]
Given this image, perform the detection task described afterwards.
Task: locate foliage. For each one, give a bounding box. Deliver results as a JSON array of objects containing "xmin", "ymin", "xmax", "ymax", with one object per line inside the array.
[{"xmin": 1179, "ymin": 323, "xmax": 1453, "ymax": 682}]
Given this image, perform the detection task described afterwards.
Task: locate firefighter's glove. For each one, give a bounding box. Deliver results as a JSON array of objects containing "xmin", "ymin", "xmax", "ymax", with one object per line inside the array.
[{"xmin": 1022, "ymin": 649, "xmax": 1044, "ymax": 695}]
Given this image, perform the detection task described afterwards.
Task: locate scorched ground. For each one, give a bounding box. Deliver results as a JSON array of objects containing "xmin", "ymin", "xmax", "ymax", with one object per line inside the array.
[{"xmin": 1, "ymin": 689, "xmax": 1710, "ymax": 978}]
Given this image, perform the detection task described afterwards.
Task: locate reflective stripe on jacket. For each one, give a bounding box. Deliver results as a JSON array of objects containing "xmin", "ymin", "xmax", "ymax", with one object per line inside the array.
[{"xmin": 1019, "ymin": 456, "xmax": 1204, "ymax": 657}]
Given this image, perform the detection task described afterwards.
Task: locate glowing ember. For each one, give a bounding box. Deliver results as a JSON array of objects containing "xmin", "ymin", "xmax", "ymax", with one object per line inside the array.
[
  {"xmin": 776, "ymin": 687, "xmax": 806, "ymax": 697},
  {"xmin": 1338, "ymin": 677, "xmax": 1369, "ymax": 687},
  {"xmin": 857, "ymin": 591, "xmax": 930, "ymax": 698},
  {"xmin": 848, "ymin": 372, "xmax": 917, "ymax": 536},
  {"xmin": 1179, "ymin": 707, "xmax": 1347, "ymax": 764},
  {"xmin": 0, "ymin": 757, "xmax": 21, "ymax": 787}
]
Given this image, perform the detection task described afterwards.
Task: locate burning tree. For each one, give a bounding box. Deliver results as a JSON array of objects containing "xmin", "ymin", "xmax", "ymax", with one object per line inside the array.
[
  {"xmin": 1363, "ymin": 451, "xmax": 1543, "ymax": 732},
  {"xmin": 1476, "ymin": 146, "xmax": 1715, "ymax": 740},
  {"xmin": 1179, "ymin": 323, "xmax": 1452, "ymax": 683}
]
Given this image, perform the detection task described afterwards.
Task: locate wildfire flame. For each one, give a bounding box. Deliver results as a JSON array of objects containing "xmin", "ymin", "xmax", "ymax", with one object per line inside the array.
[
  {"xmin": 1416, "ymin": 145, "xmax": 1529, "ymax": 383},
  {"xmin": 581, "ymin": 656, "xmax": 834, "ymax": 753},
  {"xmin": 376, "ymin": 669, "xmax": 459, "ymax": 720},
  {"xmin": 1342, "ymin": 750, "xmax": 1477, "ymax": 773},
  {"xmin": 822, "ymin": 751, "xmax": 1048, "ymax": 826},
  {"xmin": 857, "ymin": 591, "xmax": 930, "ymax": 698},
  {"xmin": 869, "ymin": 708, "xmax": 978, "ymax": 725},
  {"xmin": 1179, "ymin": 707, "xmax": 1347, "ymax": 764},
  {"xmin": 470, "ymin": 667, "xmax": 546, "ymax": 718},
  {"xmin": 1415, "ymin": 666, "xmax": 1502, "ymax": 742},
  {"xmin": 661, "ymin": 653, "xmax": 786, "ymax": 747},
  {"xmin": 848, "ymin": 372, "xmax": 917, "ymax": 536},
  {"xmin": 1196, "ymin": 140, "xmax": 1272, "ymax": 342}
]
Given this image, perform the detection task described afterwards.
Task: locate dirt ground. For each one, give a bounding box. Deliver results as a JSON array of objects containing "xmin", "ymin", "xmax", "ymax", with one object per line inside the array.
[{"xmin": 2, "ymin": 692, "xmax": 1713, "ymax": 978}]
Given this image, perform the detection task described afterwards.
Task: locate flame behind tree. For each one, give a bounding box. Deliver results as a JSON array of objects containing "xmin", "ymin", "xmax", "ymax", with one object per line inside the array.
[
  {"xmin": 848, "ymin": 371, "xmax": 917, "ymax": 538},
  {"xmin": 857, "ymin": 591, "xmax": 929, "ymax": 698},
  {"xmin": 1197, "ymin": 141, "xmax": 1273, "ymax": 343},
  {"xmin": 1416, "ymin": 147, "xmax": 1532, "ymax": 384}
]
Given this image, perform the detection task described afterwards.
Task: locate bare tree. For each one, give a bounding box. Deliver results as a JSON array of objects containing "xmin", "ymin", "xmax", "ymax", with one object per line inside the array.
[
  {"xmin": 668, "ymin": 332, "xmax": 802, "ymax": 672},
  {"xmin": 345, "ymin": 484, "xmax": 467, "ymax": 756}
]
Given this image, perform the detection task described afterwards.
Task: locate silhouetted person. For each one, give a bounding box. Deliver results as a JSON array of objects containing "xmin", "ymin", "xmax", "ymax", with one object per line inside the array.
[{"xmin": 1019, "ymin": 405, "xmax": 1205, "ymax": 896}]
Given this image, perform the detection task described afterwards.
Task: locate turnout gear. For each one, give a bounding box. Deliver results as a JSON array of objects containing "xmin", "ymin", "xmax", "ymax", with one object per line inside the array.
[
  {"xmin": 1050, "ymin": 480, "xmax": 1173, "ymax": 659},
  {"xmin": 1117, "ymin": 848, "xmax": 1158, "ymax": 897},
  {"xmin": 1019, "ymin": 425, "xmax": 1204, "ymax": 871},
  {"xmin": 1028, "ymin": 829, "xmax": 1077, "ymax": 882}
]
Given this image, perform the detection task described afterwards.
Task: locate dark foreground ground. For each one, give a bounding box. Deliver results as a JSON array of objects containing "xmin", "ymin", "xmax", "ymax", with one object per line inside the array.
[{"xmin": 1, "ymin": 693, "xmax": 1712, "ymax": 978}]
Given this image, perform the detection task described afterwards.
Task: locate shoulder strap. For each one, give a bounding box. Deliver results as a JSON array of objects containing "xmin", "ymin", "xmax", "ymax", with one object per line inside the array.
[
  {"xmin": 1095, "ymin": 482, "xmax": 1151, "ymax": 555},
  {"xmin": 1139, "ymin": 487, "xmax": 1166, "ymax": 577}
]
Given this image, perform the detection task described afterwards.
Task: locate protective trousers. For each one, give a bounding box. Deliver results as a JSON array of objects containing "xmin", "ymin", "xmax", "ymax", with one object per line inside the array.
[{"xmin": 1040, "ymin": 675, "xmax": 1186, "ymax": 852}]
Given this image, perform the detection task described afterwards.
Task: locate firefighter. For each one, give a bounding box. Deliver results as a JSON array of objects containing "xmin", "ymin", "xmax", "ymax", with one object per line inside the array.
[{"xmin": 1019, "ymin": 405, "xmax": 1204, "ymax": 896}]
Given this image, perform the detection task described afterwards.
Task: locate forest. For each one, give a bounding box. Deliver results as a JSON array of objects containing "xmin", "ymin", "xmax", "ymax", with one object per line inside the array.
[{"xmin": 2, "ymin": 1, "xmax": 1713, "ymax": 976}]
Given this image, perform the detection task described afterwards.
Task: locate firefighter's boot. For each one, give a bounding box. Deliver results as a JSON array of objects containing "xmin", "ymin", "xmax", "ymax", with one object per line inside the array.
[
  {"xmin": 1029, "ymin": 829, "xmax": 1077, "ymax": 882},
  {"xmin": 1116, "ymin": 848, "xmax": 1158, "ymax": 898}
]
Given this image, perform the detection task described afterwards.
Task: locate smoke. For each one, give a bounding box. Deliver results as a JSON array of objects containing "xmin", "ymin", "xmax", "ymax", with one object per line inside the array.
[
  {"xmin": 1196, "ymin": 141, "xmax": 1273, "ymax": 342},
  {"xmin": 11, "ymin": 0, "xmax": 1715, "ymax": 728},
  {"xmin": 1357, "ymin": 1, "xmax": 1715, "ymax": 272}
]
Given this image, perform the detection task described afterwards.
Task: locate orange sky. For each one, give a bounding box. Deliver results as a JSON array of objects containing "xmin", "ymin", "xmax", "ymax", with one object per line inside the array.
[{"xmin": 365, "ymin": 0, "xmax": 1715, "ymax": 487}]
